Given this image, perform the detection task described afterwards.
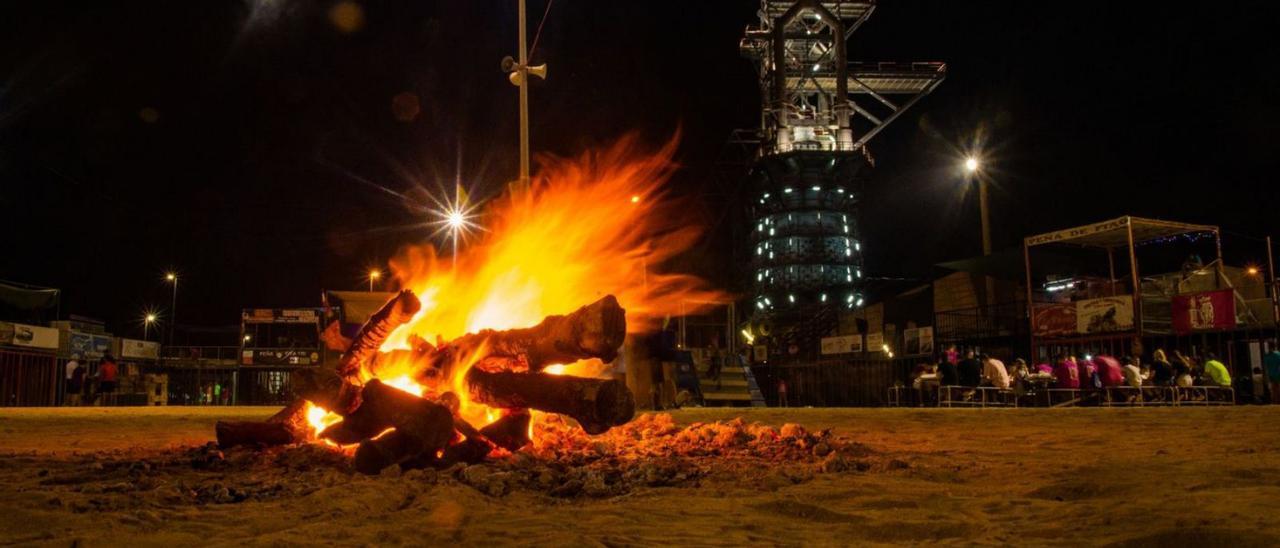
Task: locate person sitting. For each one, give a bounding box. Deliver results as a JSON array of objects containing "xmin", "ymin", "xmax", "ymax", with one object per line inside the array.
[
  {"xmin": 1122, "ymin": 356, "xmax": 1143, "ymax": 388},
  {"xmin": 981, "ymin": 354, "xmax": 1011, "ymax": 389},
  {"xmin": 1150, "ymin": 349, "xmax": 1175, "ymax": 386},
  {"xmin": 1173, "ymin": 350, "xmax": 1196, "ymax": 388},
  {"xmin": 957, "ymin": 350, "xmax": 982, "ymax": 387},
  {"xmin": 1052, "ymin": 353, "xmax": 1081, "ymax": 389},
  {"xmin": 1093, "ymin": 355, "xmax": 1125, "ymax": 388},
  {"xmin": 1078, "ymin": 354, "xmax": 1099, "ymax": 389},
  {"xmin": 1202, "ymin": 352, "xmax": 1232, "ymax": 388},
  {"xmin": 937, "ymin": 357, "xmax": 960, "ymax": 386}
]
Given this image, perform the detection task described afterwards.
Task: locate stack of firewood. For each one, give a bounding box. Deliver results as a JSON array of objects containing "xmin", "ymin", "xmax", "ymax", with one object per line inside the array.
[{"xmin": 216, "ymin": 290, "xmax": 634, "ymax": 474}]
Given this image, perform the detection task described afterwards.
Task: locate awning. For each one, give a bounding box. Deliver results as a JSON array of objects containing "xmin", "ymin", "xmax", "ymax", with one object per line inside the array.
[
  {"xmin": 1024, "ymin": 216, "xmax": 1218, "ymax": 249},
  {"xmin": 0, "ymin": 280, "xmax": 59, "ymax": 311},
  {"xmin": 937, "ymin": 247, "xmax": 1098, "ymax": 282}
]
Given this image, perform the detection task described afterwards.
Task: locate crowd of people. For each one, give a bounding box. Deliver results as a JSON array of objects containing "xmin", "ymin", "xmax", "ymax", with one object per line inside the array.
[{"xmin": 910, "ymin": 343, "xmax": 1280, "ymax": 405}]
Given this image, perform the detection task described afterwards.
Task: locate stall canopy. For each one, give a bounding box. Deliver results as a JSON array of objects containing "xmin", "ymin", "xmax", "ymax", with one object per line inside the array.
[
  {"xmin": 0, "ymin": 280, "xmax": 59, "ymax": 312},
  {"xmin": 324, "ymin": 291, "xmax": 395, "ymax": 325},
  {"xmin": 1024, "ymin": 216, "xmax": 1218, "ymax": 249}
]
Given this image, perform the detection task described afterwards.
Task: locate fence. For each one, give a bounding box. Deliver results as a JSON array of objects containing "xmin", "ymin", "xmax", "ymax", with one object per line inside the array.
[
  {"xmin": 0, "ymin": 348, "xmax": 58, "ymax": 406},
  {"xmin": 751, "ymin": 357, "xmax": 915, "ymax": 407}
]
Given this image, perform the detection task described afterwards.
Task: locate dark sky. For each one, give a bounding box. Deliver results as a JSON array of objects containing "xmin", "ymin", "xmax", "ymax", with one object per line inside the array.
[{"xmin": 2, "ymin": 1, "xmax": 1277, "ymax": 339}]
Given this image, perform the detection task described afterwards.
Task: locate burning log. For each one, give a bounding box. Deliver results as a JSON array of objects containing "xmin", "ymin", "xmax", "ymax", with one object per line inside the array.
[
  {"xmin": 292, "ymin": 366, "xmax": 363, "ymax": 416},
  {"xmin": 443, "ymin": 295, "xmax": 626, "ymax": 373},
  {"xmin": 336, "ymin": 289, "xmax": 422, "ymax": 378},
  {"xmin": 479, "ymin": 411, "xmax": 532, "ymax": 451},
  {"xmin": 318, "ymin": 379, "xmax": 455, "ymax": 464},
  {"xmin": 215, "ymin": 399, "xmax": 310, "ymax": 448},
  {"xmin": 465, "ymin": 368, "xmax": 634, "ymax": 435}
]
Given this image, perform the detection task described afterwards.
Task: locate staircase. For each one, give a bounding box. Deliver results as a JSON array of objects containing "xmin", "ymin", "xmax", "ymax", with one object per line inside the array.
[{"xmin": 696, "ymin": 357, "xmax": 766, "ymax": 407}]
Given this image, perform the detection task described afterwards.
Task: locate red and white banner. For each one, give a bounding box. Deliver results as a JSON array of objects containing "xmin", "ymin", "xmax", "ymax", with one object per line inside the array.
[
  {"xmin": 1032, "ymin": 304, "xmax": 1077, "ymax": 337},
  {"xmin": 1172, "ymin": 289, "xmax": 1236, "ymax": 335}
]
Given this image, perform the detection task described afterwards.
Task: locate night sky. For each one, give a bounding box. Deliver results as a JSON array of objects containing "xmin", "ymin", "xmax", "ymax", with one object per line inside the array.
[{"xmin": 2, "ymin": 1, "xmax": 1277, "ymax": 339}]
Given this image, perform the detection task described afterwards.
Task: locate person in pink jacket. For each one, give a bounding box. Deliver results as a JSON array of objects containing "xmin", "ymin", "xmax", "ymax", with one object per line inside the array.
[
  {"xmin": 1053, "ymin": 354, "xmax": 1081, "ymax": 389},
  {"xmin": 1093, "ymin": 355, "xmax": 1125, "ymax": 387}
]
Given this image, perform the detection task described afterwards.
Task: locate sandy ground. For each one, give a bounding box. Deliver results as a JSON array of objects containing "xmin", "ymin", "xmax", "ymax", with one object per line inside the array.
[{"xmin": 1, "ymin": 406, "xmax": 1279, "ymax": 547}]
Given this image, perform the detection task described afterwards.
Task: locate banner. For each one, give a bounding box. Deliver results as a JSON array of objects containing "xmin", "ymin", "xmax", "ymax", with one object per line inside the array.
[
  {"xmin": 1033, "ymin": 303, "xmax": 1077, "ymax": 337},
  {"xmin": 866, "ymin": 333, "xmax": 884, "ymax": 353},
  {"xmin": 918, "ymin": 327, "xmax": 934, "ymax": 355},
  {"xmin": 1076, "ymin": 296, "xmax": 1134, "ymax": 334},
  {"xmin": 120, "ymin": 338, "xmax": 160, "ymax": 359},
  {"xmin": 68, "ymin": 331, "xmax": 113, "ymax": 358},
  {"xmin": 242, "ymin": 309, "xmax": 320, "ymax": 324},
  {"xmin": 0, "ymin": 322, "xmax": 59, "ymax": 349},
  {"xmin": 1172, "ymin": 289, "xmax": 1236, "ymax": 335},
  {"xmin": 241, "ymin": 349, "xmax": 320, "ymax": 366},
  {"xmin": 1025, "ymin": 217, "xmax": 1130, "ymax": 247},
  {"xmin": 820, "ymin": 334, "xmax": 863, "ymax": 355}
]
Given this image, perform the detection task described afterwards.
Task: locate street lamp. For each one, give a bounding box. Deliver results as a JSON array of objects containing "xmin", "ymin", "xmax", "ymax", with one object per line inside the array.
[
  {"xmin": 368, "ymin": 269, "xmax": 381, "ymax": 292},
  {"xmin": 165, "ymin": 272, "xmax": 178, "ymax": 347},
  {"xmin": 963, "ymin": 156, "xmax": 994, "ymax": 307},
  {"xmin": 143, "ymin": 313, "xmax": 157, "ymax": 341}
]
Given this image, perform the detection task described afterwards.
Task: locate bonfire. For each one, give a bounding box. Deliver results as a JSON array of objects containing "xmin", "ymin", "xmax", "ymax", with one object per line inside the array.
[{"xmin": 206, "ymin": 138, "xmax": 867, "ymax": 492}]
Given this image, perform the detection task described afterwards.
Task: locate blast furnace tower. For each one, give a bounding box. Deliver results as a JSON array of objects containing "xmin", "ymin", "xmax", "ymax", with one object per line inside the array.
[{"xmin": 740, "ymin": 1, "xmax": 944, "ymax": 360}]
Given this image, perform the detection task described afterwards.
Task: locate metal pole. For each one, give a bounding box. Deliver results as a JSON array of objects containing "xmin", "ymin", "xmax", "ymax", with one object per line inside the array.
[
  {"xmin": 1024, "ymin": 239, "xmax": 1036, "ymax": 360},
  {"xmin": 979, "ymin": 178, "xmax": 995, "ymax": 309},
  {"xmin": 1267, "ymin": 235, "xmax": 1278, "ymax": 325},
  {"xmin": 169, "ymin": 278, "xmax": 178, "ymax": 348},
  {"xmin": 517, "ymin": 0, "xmax": 530, "ymax": 189},
  {"xmin": 1126, "ymin": 218, "xmax": 1142, "ymax": 339}
]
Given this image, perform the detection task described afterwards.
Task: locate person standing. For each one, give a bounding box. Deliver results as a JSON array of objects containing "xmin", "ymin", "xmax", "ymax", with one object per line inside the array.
[
  {"xmin": 64, "ymin": 354, "xmax": 81, "ymax": 406},
  {"xmin": 777, "ymin": 378, "xmax": 789, "ymax": 407},
  {"xmin": 705, "ymin": 340, "xmax": 723, "ymax": 390},
  {"xmin": 96, "ymin": 353, "xmax": 119, "ymax": 405},
  {"xmin": 1265, "ymin": 345, "xmax": 1280, "ymax": 404}
]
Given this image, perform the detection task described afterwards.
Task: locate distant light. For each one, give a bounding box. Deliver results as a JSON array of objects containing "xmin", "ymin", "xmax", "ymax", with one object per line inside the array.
[
  {"xmin": 741, "ymin": 328, "xmax": 756, "ymax": 344},
  {"xmin": 811, "ymin": 185, "xmax": 821, "ymax": 191},
  {"xmin": 856, "ymin": 297, "xmax": 864, "ymax": 307},
  {"xmin": 783, "ymin": 187, "xmax": 793, "ymax": 193},
  {"xmin": 763, "ymin": 193, "xmax": 770, "ymax": 199},
  {"xmin": 243, "ymin": 335, "xmax": 252, "ymax": 342},
  {"xmin": 369, "ymin": 269, "xmax": 381, "ymax": 280},
  {"xmin": 1246, "ymin": 266, "xmax": 1260, "ymax": 276},
  {"xmin": 165, "ymin": 273, "xmax": 177, "ymax": 282},
  {"xmin": 788, "ymin": 294, "xmax": 795, "ymax": 303},
  {"xmin": 631, "ymin": 195, "xmax": 640, "ymax": 204},
  {"xmin": 965, "ymin": 157, "xmax": 980, "ymax": 173},
  {"xmin": 756, "ymin": 301, "xmax": 765, "ymax": 310},
  {"xmin": 835, "ymin": 187, "xmax": 845, "ymax": 194},
  {"xmin": 1084, "ymin": 354, "xmax": 1093, "ymax": 361},
  {"xmin": 812, "ymin": 63, "xmax": 821, "ymax": 72},
  {"xmin": 145, "ymin": 314, "xmax": 157, "ymax": 323},
  {"xmin": 820, "ymin": 293, "xmax": 827, "ymax": 302},
  {"xmin": 447, "ymin": 211, "xmax": 466, "ymax": 229}
]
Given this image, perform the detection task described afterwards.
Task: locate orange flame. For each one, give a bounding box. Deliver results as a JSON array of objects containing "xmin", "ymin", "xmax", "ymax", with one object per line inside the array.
[{"xmin": 310, "ymin": 135, "xmax": 725, "ymax": 440}]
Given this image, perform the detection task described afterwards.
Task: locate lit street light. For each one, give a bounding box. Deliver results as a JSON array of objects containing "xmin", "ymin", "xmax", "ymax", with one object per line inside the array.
[
  {"xmin": 165, "ymin": 272, "xmax": 179, "ymax": 348},
  {"xmin": 965, "ymin": 156, "xmax": 980, "ymax": 173},
  {"xmin": 963, "ymin": 155, "xmax": 994, "ymax": 306},
  {"xmin": 143, "ymin": 312, "xmax": 157, "ymax": 341},
  {"xmin": 368, "ymin": 269, "xmax": 381, "ymax": 292}
]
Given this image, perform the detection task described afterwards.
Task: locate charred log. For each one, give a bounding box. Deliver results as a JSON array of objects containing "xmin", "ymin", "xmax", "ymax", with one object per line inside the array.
[
  {"xmin": 319, "ymin": 379, "xmax": 455, "ymax": 473},
  {"xmin": 336, "ymin": 289, "xmax": 421, "ymax": 378},
  {"xmin": 479, "ymin": 411, "xmax": 532, "ymax": 451},
  {"xmin": 292, "ymin": 367, "xmax": 363, "ymax": 416},
  {"xmin": 465, "ymin": 368, "xmax": 634, "ymax": 435},
  {"xmin": 444, "ymin": 295, "xmax": 626, "ymax": 373},
  {"xmin": 215, "ymin": 399, "xmax": 310, "ymax": 448}
]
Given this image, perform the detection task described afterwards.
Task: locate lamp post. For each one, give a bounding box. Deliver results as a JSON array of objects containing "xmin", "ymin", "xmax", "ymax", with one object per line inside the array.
[
  {"xmin": 144, "ymin": 313, "xmax": 157, "ymax": 341},
  {"xmin": 165, "ymin": 272, "xmax": 178, "ymax": 347},
  {"xmin": 368, "ymin": 269, "xmax": 381, "ymax": 292},
  {"xmin": 965, "ymin": 157, "xmax": 995, "ymax": 308}
]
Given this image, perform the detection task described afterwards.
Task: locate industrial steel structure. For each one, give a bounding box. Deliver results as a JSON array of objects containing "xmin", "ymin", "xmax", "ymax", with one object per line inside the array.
[{"xmin": 740, "ymin": 1, "xmax": 944, "ymax": 360}]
